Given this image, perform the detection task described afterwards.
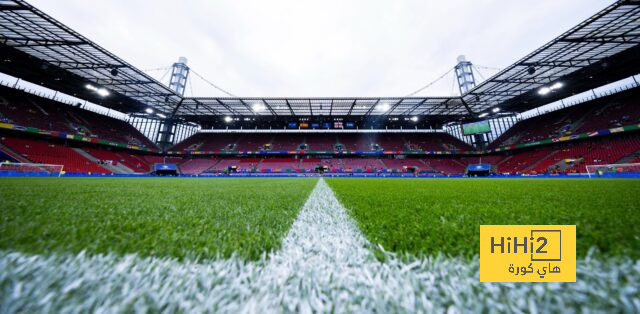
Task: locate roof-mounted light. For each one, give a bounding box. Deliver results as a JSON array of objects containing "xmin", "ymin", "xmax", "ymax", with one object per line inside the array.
[
  {"xmin": 85, "ymin": 83, "xmax": 109, "ymax": 97},
  {"xmin": 252, "ymin": 103, "xmax": 265, "ymax": 112},
  {"xmin": 538, "ymin": 82, "xmax": 563, "ymax": 96},
  {"xmin": 96, "ymin": 88, "xmax": 109, "ymax": 97},
  {"xmin": 376, "ymin": 103, "xmax": 390, "ymax": 112}
]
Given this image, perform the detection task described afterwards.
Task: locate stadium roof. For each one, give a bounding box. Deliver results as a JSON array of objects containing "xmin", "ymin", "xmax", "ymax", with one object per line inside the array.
[
  {"xmin": 463, "ymin": 0, "xmax": 640, "ymax": 114},
  {"xmin": 0, "ymin": 0, "xmax": 639, "ymax": 121},
  {"xmin": 0, "ymin": 0, "xmax": 181, "ymax": 115},
  {"xmin": 176, "ymin": 97, "xmax": 465, "ymax": 117}
]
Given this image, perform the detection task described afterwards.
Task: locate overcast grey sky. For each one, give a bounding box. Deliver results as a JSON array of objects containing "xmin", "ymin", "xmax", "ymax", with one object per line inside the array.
[{"xmin": 27, "ymin": 0, "xmax": 610, "ymax": 97}]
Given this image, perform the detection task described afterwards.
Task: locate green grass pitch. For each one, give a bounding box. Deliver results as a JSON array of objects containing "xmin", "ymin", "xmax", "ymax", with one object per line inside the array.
[
  {"xmin": 326, "ymin": 178, "xmax": 640, "ymax": 259},
  {"xmin": 0, "ymin": 178, "xmax": 317, "ymax": 260},
  {"xmin": 1, "ymin": 177, "xmax": 639, "ymax": 261}
]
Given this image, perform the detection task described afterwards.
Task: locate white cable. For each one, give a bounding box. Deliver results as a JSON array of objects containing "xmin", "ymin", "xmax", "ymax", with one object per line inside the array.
[
  {"xmin": 190, "ymin": 69, "xmax": 237, "ymax": 97},
  {"xmin": 406, "ymin": 67, "xmax": 455, "ymax": 96}
]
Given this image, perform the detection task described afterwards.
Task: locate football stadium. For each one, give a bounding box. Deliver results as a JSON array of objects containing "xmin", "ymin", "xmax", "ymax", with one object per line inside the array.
[{"xmin": 1, "ymin": 0, "xmax": 640, "ymax": 312}]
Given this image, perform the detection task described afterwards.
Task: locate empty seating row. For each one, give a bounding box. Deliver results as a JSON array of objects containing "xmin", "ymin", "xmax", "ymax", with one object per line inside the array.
[{"xmin": 171, "ymin": 132, "xmax": 473, "ymax": 152}]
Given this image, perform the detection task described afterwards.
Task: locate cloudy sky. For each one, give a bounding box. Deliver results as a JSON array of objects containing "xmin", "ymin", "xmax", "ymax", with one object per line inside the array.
[{"xmin": 28, "ymin": 0, "xmax": 609, "ymax": 97}]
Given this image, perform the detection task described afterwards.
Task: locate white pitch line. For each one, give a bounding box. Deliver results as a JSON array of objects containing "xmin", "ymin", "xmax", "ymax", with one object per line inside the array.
[{"xmin": 1, "ymin": 179, "xmax": 639, "ymax": 313}]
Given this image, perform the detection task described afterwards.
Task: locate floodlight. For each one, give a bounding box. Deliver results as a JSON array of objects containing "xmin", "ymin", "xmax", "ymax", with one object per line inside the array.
[
  {"xmin": 376, "ymin": 103, "xmax": 390, "ymax": 112},
  {"xmin": 252, "ymin": 103, "xmax": 265, "ymax": 112},
  {"xmin": 157, "ymin": 113, "xmax": 166, "ymax": 118},
  {"xmin": 145, "ymin": 108, "xmax": 154, "ymax": 114},
  {"xmin": 224, "ymin": 116, "xmax": 233, "ymax": 123},
  {"xmin": 411, "ymin": 116, "xmax": 419, "ymax": 122},
  {"xmin": 479, "ymin": 113, "xmax": 489, "ymax": 118},
  {"xmin": 538, "ymin": 87, "xmax": 551, "ymax": 95},
  {"xmin": 552, "ymin": 82, "xmax": 563, "ymax": 89},
  {"xmin": 85, "ymin": 84, "xmax": 96, "ymax": 91},
  {"xmin": 96, "ymin": 88, "xmax": 109, "ymax": 97},
  {"xmin": 492, "ymin": 107, "xmax": 501, "ymax": 113}
]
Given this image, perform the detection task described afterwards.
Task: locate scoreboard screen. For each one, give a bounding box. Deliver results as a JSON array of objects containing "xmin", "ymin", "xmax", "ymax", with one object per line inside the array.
[{"xmin": 463, "ymin": 121, "xmax": 491, "ymax": 135}]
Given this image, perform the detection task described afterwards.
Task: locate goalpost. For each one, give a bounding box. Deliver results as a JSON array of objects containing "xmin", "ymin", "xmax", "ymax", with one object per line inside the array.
[
  {"xmin": 585, "ymin": 163, "xmax": 640, "ymax": 178},
  {"xmin": 0, "ymin": 162, "xmax": 65, "ymax": 177}
]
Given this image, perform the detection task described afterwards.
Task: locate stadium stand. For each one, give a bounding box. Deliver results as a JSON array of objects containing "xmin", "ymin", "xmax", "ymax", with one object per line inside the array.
[
  {"xmin": 179, "ymin": 158, "xmax": 220, "ymax": 175},
  {"xmin": 380, "ymin": 158, "xmax": 425, "ymax": 171},
  {"xmin": 170, "ymin": 132, "xmax": 474, "ymax": 152},
  {"xmin": 491, "ymin": 132, "xmax": 640, "ymax": 175},
  {"xmin": 338, "ymin": 134, "xmax": 377, "ymax": 151},
  {"xmin": 490, "ymin": 91, "xmax": 640, "ymax": 149},
  {"xmin": 298, "ymin": 134, "xmax": 337, "ymax": 151},
  {"xmin": 206, "ymin": 158, "xmax": 262, "ymax": 172},
  {"xmin": 422, "ymin": 158, "xmax": 466, "ymax": 175},
  {"xmin": 0, "ymin": 135, "xmax": 111, "ymax": 173},
  {"xmin": 299, "ymin": 158, "xmax": 342, "ymax": 171},
  {"xmin": 403, "ymin": 133, "xmax": 473, "ymax": 151},
  {"xmin": 233, "ymin": 134, "xmax": 273, "ymax": 151},
  {"xmin": 0, "ymin": 86, "xmax": 157, "ymax": 150},
  {"xmin": 82, "ymin": 147, "xmax": 151, "ymax": 173},
  {"xmin": 143, "ymin": 155, "xmax": 184, "ymax": 165},
  {"xmin": 496, "ymin": 148, "xmax": 554, "ymax": 174},
  {"xmin": 376, "ymin": 134, "xmax": 407, "ymax": 151},
  {"xmin": 258, "ymin": 157, "xmax": 300, "ymax": 171},
  {"xmin": 528, "ymin": 135, "xmax": 640, "ymax": 174},
  {"xmin": 341, "ymin": 158, "xmax": 385, "ymax": 171},
  {"xmin": 271, "ymin": 134, "xmax": 306, "ymax": 151}
]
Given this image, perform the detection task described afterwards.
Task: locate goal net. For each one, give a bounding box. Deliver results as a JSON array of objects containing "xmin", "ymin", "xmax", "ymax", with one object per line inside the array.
[
  {"xmin": 585, "ymin": 163, "xmax": 640, "ymax": 178},
  {"xmin": 0, "ymin": 162, "xmax": 64, "ymax": 177}
]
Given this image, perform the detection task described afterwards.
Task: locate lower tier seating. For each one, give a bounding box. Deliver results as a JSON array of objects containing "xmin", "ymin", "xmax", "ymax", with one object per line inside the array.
[{"xmin": 2, "ymin": 132, "xmax": 638, "ymax": 176}]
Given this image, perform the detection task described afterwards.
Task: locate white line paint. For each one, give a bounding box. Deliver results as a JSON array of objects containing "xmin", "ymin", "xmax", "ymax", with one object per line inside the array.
[{"xmin": 1, "ymin": 179, "xmax": 639, "ymax": 312}]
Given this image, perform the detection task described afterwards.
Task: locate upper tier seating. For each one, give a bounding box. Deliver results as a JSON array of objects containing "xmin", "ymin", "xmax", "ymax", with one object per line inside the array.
[
  {"xmin": 171, "ymin": 132, "xmax": 473, "ymax": 152},
  {"xmin": 490, "ymin": 90, "xmax": 640, "ymax": 149},
  {"xmin": 304, "ymin": 134, "xmax": 338, "ymax": 151},
  {"xmin": 271, "ymin": 134, "xmax": 306, "ymax": 151},
  {"xmin": 0, "ymin": 86, "xmax": 156, "ymax": 149},
  {"xmin": 402, "ymin": 133, "xmax": 472, "ymax": 151},
  {"xmin": 339, "ymin": 134, "xmax": 377, "ymax": 151}
]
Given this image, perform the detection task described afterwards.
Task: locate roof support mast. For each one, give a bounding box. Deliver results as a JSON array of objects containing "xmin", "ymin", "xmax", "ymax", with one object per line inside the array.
[
  {"xmin": 454, "ymin": 55, "xmax": 476, "ymax": 95},
  {"xmin": 157, "ymin": 57, "xmax": 190, "ymax": 152},
  {"xmin": 455, "ymin": 56, "xmax": 486, "ymax": 149}
]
